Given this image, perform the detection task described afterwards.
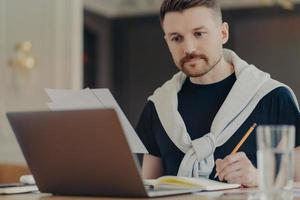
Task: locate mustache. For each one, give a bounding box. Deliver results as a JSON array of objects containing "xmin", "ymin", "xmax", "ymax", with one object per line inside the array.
[{"xmin": 180, "ymin": 53, "xmax": 208, "ymax": 66}]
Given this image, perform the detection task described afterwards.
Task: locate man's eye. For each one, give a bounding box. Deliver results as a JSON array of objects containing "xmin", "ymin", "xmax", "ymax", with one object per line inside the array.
[
  {"xmin": 171, "ymin": 36, "xmax": 182, "ymax": 43},
  {"xmin": 194, "ymin": 32, "xmax": 205, "ymax": 37}
]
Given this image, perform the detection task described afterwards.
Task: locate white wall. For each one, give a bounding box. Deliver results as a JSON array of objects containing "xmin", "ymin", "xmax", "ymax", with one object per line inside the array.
[{"xmin": 0, "ymin": 0, "xmax": 83, "ymax": 165}]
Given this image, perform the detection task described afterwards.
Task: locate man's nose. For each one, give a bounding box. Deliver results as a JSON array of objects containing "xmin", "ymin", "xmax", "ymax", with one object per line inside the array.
[{"xmin": 183, "ymin": 39, "xmax": 196, "ymax": 55}]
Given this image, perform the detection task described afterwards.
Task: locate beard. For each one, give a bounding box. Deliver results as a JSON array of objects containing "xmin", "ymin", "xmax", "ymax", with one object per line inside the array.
[{"xmin": 179, "ymin": 52, "xmax": 223, "ymax": 78}]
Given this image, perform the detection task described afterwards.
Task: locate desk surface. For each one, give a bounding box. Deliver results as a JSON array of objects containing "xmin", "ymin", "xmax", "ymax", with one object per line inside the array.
[
  {"xmin": 0, "ymin": 190, "xmax": 299, "ymax": 200},
  {"xmin": 0, "ymin": 193, "xmax": 241, "ymax": 200}
]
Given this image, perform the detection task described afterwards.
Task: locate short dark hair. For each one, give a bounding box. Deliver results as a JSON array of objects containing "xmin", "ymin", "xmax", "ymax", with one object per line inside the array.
[{"xmin": 160, "ymin": 0, "xmax": 222, "ymax": 23}]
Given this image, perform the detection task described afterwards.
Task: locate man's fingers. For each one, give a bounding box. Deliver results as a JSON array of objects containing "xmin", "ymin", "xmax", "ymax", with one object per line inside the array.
[
  {"xmin": 227, "ymin": 170, "xmax": 257, "ymax": 187},
  {"xmin": 215, "ymin": 158, "xmax": 233, "ymax": 177},
  {"xmin": 215, "ymin": 159, "xmax": 222, "ymax": 175},
  {"xmin": 218, "ymin": 161, "xmax": 243, "ymax": 181},
  {"xmin": 225, "ymin": 152, "xmax": 247, "ymax": 163},
  {"xmin": 219, "ymin": 160, "xmax": 258, "ymax": 187},
  {"xmin": 215, "ymin": 154, "xmax": 240, "ymax": 176},
  {"xmin": 227, "ymin": 176, "xmax": 244, "ymax": 184},
  {"xmin": 216, "ymin": 152, "xmax": 249, "ymax": 181}
]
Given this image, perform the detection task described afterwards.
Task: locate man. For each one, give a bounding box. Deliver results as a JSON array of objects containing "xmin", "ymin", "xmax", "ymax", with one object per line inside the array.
[{"xmin": 136, "ymin": 0, "xmax": 300, "ymax": 187}]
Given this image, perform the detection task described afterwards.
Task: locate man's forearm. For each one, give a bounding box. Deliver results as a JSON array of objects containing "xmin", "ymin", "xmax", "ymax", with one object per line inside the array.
[
  {"xmin": 142, "ymin": 154, "xmax": 164, "ymax": 179},
  {"xmin": 295, "ymin": 146, "xmax": 300, "ymax": 181}
]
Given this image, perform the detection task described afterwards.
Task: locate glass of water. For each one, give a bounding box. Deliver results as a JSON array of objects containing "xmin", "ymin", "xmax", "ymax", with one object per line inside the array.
[{"xmin": 256, "ymin": 125, "xmax": 295, "ymax": 200}]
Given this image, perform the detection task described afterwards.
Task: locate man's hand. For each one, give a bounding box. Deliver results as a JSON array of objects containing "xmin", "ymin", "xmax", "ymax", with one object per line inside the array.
[{"xmin": 215, "ymin": 152, "xmax": 258, "ymax": 187}]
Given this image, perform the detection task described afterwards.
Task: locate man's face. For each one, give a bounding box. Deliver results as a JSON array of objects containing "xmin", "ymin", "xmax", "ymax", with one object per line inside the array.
[{"xmin": 162, "ymin": 6, "xmax": 229, "ymax": 78}]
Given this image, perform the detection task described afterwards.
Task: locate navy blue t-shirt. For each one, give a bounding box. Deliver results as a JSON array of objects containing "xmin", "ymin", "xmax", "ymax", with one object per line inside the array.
[{"xmin": 136, "ymin": 73, "xmax": 300, "ymax": 180}]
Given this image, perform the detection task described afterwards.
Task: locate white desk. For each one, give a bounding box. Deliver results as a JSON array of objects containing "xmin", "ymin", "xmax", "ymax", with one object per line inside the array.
[{"xmin": 0, "ymin": 189, "xmax": 299, "ymax": 200}]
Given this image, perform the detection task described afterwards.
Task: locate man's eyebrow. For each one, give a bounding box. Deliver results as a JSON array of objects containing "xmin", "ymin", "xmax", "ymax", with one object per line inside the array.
[
  {"xmin": 167, "ymin": 32, "xmax": 180, "ymax": 37},
  {"xmin": 166, "ymin": 26, "xmax": 206, "ymax": 37},
  {"xmin": 193, "ymin": 26, "xmax": 206, "ymax": 31}
]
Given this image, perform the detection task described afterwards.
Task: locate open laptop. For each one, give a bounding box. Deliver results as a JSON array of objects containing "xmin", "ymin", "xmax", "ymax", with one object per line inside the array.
[{"xmin": 7, "ymin": 109, "xmax": 200, "ymax": 197}]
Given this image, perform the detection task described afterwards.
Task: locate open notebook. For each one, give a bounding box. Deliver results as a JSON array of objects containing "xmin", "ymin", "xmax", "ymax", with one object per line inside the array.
[{"xmin": 144, "ymin": 176, "xmax": 241, "ymax": 191}]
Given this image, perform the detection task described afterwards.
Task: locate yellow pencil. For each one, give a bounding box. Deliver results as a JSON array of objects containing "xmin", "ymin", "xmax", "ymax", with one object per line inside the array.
[{"xmin": 214, "ymin": 123, "xmax": 257, "ymax": 179}]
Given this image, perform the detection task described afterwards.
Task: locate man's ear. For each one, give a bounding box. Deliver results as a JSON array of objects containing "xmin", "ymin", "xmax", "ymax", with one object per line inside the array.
[{"xmin": 221, "ymin": 22, "xmax": 229, "ymax": 45}]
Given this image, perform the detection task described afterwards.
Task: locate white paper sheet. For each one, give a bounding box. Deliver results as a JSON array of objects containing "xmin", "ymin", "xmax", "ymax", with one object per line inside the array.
[
  {"xmin": 45, "ymin": 88, "xmax": 148, "ymax": 153},
  {"xmin": 45, "ymin": 88, "xmax": 90, "ymax": 102},
  {"xmin": 45, "ymin": 88, "xmax": 102, "ymax": 108}
]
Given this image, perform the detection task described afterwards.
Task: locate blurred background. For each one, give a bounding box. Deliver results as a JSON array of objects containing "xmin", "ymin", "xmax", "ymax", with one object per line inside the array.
[{"xmin": 0, "ymin": 0, "xmax": 299, "ymax": 182}]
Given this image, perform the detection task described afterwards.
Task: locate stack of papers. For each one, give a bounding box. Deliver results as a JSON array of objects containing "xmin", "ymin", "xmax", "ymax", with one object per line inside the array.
[
  {"xmin": 45, "ymin": 88, "xmax": 148, "ymax": 154},
  {"xmin": 0, "ymin": 183, "xmax": 38, "ymax": 194}
]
